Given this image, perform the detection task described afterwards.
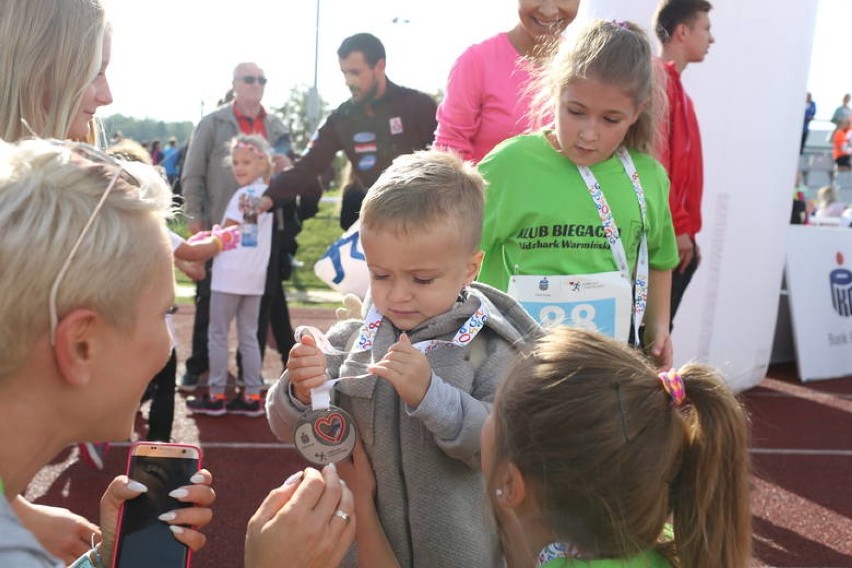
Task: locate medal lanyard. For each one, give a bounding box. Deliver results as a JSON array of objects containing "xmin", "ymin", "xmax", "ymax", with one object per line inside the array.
[
  {"xmin": 575, "ymin": 146, "xmax": 649, "ymax": 345},
  {"xmin": 295, "ymin": 289, "xmax": 490, "ymax": 410}
]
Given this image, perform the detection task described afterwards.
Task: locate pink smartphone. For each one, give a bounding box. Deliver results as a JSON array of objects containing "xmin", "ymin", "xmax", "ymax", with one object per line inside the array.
[{"xmin": 112, "ymin": 442, "xmax": 203, "ymax": 568}]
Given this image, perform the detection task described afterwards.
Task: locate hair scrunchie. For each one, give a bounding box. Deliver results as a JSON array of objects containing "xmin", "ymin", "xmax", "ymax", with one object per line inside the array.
[{"xmin": 658, "ymin": 369, "xmax": 686, "ymax": 407}]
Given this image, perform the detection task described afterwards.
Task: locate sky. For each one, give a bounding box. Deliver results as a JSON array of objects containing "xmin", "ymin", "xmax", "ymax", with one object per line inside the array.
[{"xmin": 103, "ymin": 0, "xmax": 848, "ymax": 125}]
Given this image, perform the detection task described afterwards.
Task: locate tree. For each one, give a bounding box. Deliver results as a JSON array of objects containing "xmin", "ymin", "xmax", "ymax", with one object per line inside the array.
[
  {"xmin": 101, "ymin": 114, "xmax": 194, "ymax": 146},
  {"xmin": 271, "ymin": 85, "xmax": 330, "ymax": 154}
]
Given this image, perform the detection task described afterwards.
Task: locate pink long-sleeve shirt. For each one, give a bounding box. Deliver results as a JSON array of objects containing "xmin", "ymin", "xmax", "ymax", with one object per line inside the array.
[{"xmin": 434, "ymin": 32, "xmax": 538, "ymax": 163}]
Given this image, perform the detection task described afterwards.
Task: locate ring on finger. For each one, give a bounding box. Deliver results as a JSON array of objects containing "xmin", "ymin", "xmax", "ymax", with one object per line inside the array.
[{"xmin": 334, "ymin": 509, "xmax": 351, "ymax": 525}]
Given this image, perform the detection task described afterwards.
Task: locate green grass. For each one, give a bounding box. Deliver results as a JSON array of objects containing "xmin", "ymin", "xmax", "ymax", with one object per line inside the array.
[{"xmin": 286, "ymin": 196, "xmax": 342, "ymax": 293}]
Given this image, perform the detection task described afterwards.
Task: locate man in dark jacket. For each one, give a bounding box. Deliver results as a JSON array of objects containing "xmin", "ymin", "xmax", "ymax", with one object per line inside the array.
[{"xmin": 263, "ymin": 33, "xmax": 438, "ymax": 229}]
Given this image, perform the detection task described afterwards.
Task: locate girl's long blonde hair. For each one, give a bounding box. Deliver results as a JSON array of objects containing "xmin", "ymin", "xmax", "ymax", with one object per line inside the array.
[{"xmin": 0, "ymin": 0, "xmax": 107, "ymax": 143}]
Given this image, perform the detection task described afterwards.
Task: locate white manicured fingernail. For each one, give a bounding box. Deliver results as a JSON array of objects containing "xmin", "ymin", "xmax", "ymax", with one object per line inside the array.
[
  {"xmin": 127, "ymin": 481, "xmax": 148, "ymax": 493},
  {"xmin": 189, "ymin": 473, "xmax": 205, "ymax": 484},
  {"xmin": 323, "ymin": 463, "xmax": 337, "ymax": 474},
  {"xmin": 169, "ymin": 525, "xmax": 185, "ymax": 535},
  {"xmin": 168, "ymin": 488, "xmax": 189, "ymax": 499},
  {"xmin": 158, "ymin": 511, "xmax": 177, "ymax": 522},
  {"xmin": 283, "ymin": 471, "xmax": 304, "ymax": 486}
]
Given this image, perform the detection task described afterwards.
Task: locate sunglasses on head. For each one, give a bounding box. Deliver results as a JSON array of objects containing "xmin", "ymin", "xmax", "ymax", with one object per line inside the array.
[{"xmin": 239, "ymin": 75, "xmax": 267, "ymax": 85}]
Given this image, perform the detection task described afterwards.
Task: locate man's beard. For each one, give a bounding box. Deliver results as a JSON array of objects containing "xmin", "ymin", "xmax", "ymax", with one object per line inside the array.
[{"xmin": 352, "ymin": 79, "xmax": 379, "ymax": 106}]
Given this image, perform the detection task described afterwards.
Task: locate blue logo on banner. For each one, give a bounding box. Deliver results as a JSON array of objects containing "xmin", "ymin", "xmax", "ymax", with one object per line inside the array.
[
  {"xmin": 353, "ymin": 131, "xmax": 376, "ymax": 143},
  {"xmin": 358, "ymin": 155, "xmax": 377, "ymax": 170},
  {"xmin": 520, "ymin": 298, "xmax": 617, "ymax": 337},
  {"xmin": 830, "ymin": 251, "xmax": 852, "ymax": 317},
  {"xmin": 319, "ymin": 231, "xmax": 366, "ymax": 284}
]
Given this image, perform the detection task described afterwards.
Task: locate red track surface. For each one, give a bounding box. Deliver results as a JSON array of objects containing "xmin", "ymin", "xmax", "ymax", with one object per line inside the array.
[{"xmin": 26, "ymin": 305, "xmax": 852, "ymax": 567}]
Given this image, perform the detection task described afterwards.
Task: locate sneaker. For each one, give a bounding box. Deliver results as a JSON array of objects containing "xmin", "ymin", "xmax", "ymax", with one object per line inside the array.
[
  {"xmin": 178, "ymin": 372, "xmax": 202, "ymax": 393},
  {"xmin": 225, "ymin": 396, "xmax": 265, "ymax": 417},
  {"xmin": 235, "ymin": 372, "xmax": 266, "ymax": 390},
  {"xmin": 186, "ymin": 394, "xmax": 226, "ymax": 416},
  {"xmin": 78, "ymin": 442, "xmax": 109, "ymax": 470}
]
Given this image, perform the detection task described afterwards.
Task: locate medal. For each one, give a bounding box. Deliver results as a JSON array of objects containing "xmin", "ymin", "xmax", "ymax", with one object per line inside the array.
[{"xmin": 294, "ymin": 406, "xmax": 357, "ymax": 466}]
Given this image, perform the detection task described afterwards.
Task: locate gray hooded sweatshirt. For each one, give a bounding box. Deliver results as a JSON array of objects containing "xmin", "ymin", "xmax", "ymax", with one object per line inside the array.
[
  {"xmin": 0, "ymin": 496, "xmax": 62, "ymax": 567},
  {"xmin": 267, "ymin": 282, "xmax": 542, "ymax": 567}
]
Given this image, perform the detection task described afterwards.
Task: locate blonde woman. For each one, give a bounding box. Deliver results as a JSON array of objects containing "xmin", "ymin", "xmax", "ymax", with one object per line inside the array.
[{"xmin": 0, "ymin": 0, "xmax": 112, "ymax": 143}]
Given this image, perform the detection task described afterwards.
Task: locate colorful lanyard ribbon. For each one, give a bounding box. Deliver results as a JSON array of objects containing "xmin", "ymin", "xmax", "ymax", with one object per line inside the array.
[
  {"xmin": 536, "ymin": 542, "xmax": 584, "ymax": 566},
  {"xmin": 575, "ymin": 146, "xmax": 649, "ymax": 345},
  {"xmin": 295, "ymin": 288, "xmax": 490, "ymax": 410}
]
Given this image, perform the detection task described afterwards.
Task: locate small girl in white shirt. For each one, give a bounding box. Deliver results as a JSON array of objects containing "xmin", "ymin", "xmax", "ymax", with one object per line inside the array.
[{"xmin": 187, "ymin": 135, "xmax": 274, "ymax": 417}]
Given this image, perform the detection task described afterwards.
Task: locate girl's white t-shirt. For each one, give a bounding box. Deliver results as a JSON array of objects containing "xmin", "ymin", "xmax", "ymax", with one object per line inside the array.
[
  {"xmin": 211, "ymin": 179, "xmax": 272, "ymax": 296},
  {"xmin": 168, "ymin": 230, "xmax": 185, "ymax": 252}
]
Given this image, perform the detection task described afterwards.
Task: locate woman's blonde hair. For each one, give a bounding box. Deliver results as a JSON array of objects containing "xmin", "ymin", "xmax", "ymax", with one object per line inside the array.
[
  {"xmin": 0, "ymin": 138, "xmax": 173, "ymax": 376},
  {"xmin": 488, "ymin": 327, "xmax": 752, "ymax": 567},
  {"xmin": 0, "ymin": 0, "xmax": 107, "ymax": 142},
  {"xmin": 530, "ymin": 19, "xmax": 667, "ymax": 154}
]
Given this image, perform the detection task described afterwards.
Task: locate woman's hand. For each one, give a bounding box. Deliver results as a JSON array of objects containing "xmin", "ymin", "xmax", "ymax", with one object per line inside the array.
[
  {"xmin": 98, "ymin": 469, "xmax": 215, "ymax": 566},
  {"xmin": 245, "ymin": 465, "xmax": 356, "ymax": 568},
  {"xmin": 12, "ymin": 497, "xmax": 100, "ymax": 563}
]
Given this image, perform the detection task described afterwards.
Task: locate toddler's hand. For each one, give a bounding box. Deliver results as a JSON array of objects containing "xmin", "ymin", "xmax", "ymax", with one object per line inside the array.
[
  {"xmin": 368, "ymin": 333, "xmax": 431, "ymax": 408},
  {"xmin": 186, "ymin": 230, "xmax": 212, "ymax": 244},
  {"xmin": 175, "ymin": 258, "xmax": 206, "ymax": 281},
  {"xmin": 211, "ymin": 224, "xmax": 240, "ymax": 251},
  {"xmin": 287, "ymin": 335, "xmax": 330, "ymax": 404}
]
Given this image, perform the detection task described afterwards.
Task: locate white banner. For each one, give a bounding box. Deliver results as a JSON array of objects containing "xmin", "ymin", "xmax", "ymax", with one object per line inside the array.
[
  {"xmin": 786, "ymin": 225, "xmax": 852, "ymax": 381},
  {"xmin": 577, "ymin": 0, "xmax": 819, "ymax": 391}
]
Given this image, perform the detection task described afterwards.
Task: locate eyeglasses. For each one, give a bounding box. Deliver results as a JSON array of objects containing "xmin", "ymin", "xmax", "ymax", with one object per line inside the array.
[{"xmin": 238, "ymin": 75, "xmax": 267, "ymax": 85}]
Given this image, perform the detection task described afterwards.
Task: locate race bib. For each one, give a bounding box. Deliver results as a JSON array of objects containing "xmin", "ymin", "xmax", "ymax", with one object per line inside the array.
[{"xmin": 507, "ymin": 272, "xmax": 631, "ymax": 342}]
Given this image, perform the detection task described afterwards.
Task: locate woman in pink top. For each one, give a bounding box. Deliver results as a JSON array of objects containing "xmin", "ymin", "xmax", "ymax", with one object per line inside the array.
[{"xmin": 434, "ymin": 0, "xmax": 580, "ymax": 163}]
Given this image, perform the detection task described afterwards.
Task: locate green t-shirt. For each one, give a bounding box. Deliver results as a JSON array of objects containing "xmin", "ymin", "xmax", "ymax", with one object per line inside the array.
[{"xmin": 478, "ymin": 132, "xmax": 679, "ymax": 292}]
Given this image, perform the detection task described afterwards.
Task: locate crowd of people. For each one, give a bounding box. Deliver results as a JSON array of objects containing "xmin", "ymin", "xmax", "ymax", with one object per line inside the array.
[
  {"xmin": 794, "ymin": 92, "xmax": 852, "ymax": 226},
  {"xmin": 0, "ymin": 0, "xmax": 760, "ymax": 566}
]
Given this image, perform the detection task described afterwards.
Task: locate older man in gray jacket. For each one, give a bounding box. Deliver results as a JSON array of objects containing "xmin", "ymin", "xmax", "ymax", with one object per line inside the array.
[{"xmin": 181, "ymin": 62, "xmax": 293, "ymax": 393}]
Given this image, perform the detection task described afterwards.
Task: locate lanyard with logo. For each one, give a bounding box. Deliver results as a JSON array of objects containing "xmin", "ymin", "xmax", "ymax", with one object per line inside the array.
[
  {"xmin": 537, "ymin": 542, "xmax": 584, "ymax": 566},
  {"xmin": 507, "ymin": 147, "xmax": 647, "ymax": 345},
  {"xmin": 292, "ymin": 289, "xmax": 490, "ymax": 465},
  {"xmin": 576, "ymin": 146, "xmax": 649, "ymax": 345}
]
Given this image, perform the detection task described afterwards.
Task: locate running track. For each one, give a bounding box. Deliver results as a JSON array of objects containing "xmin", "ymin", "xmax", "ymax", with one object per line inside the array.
[{"xmin": 26, "ymin": 305, "xmax": 852, "ymax": 567}]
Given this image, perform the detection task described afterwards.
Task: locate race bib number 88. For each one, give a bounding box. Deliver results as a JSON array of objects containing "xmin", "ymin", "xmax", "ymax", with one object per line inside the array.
[{"xmin": 508, "ymin": 272, "xmax": 631, "ymax": 342}]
